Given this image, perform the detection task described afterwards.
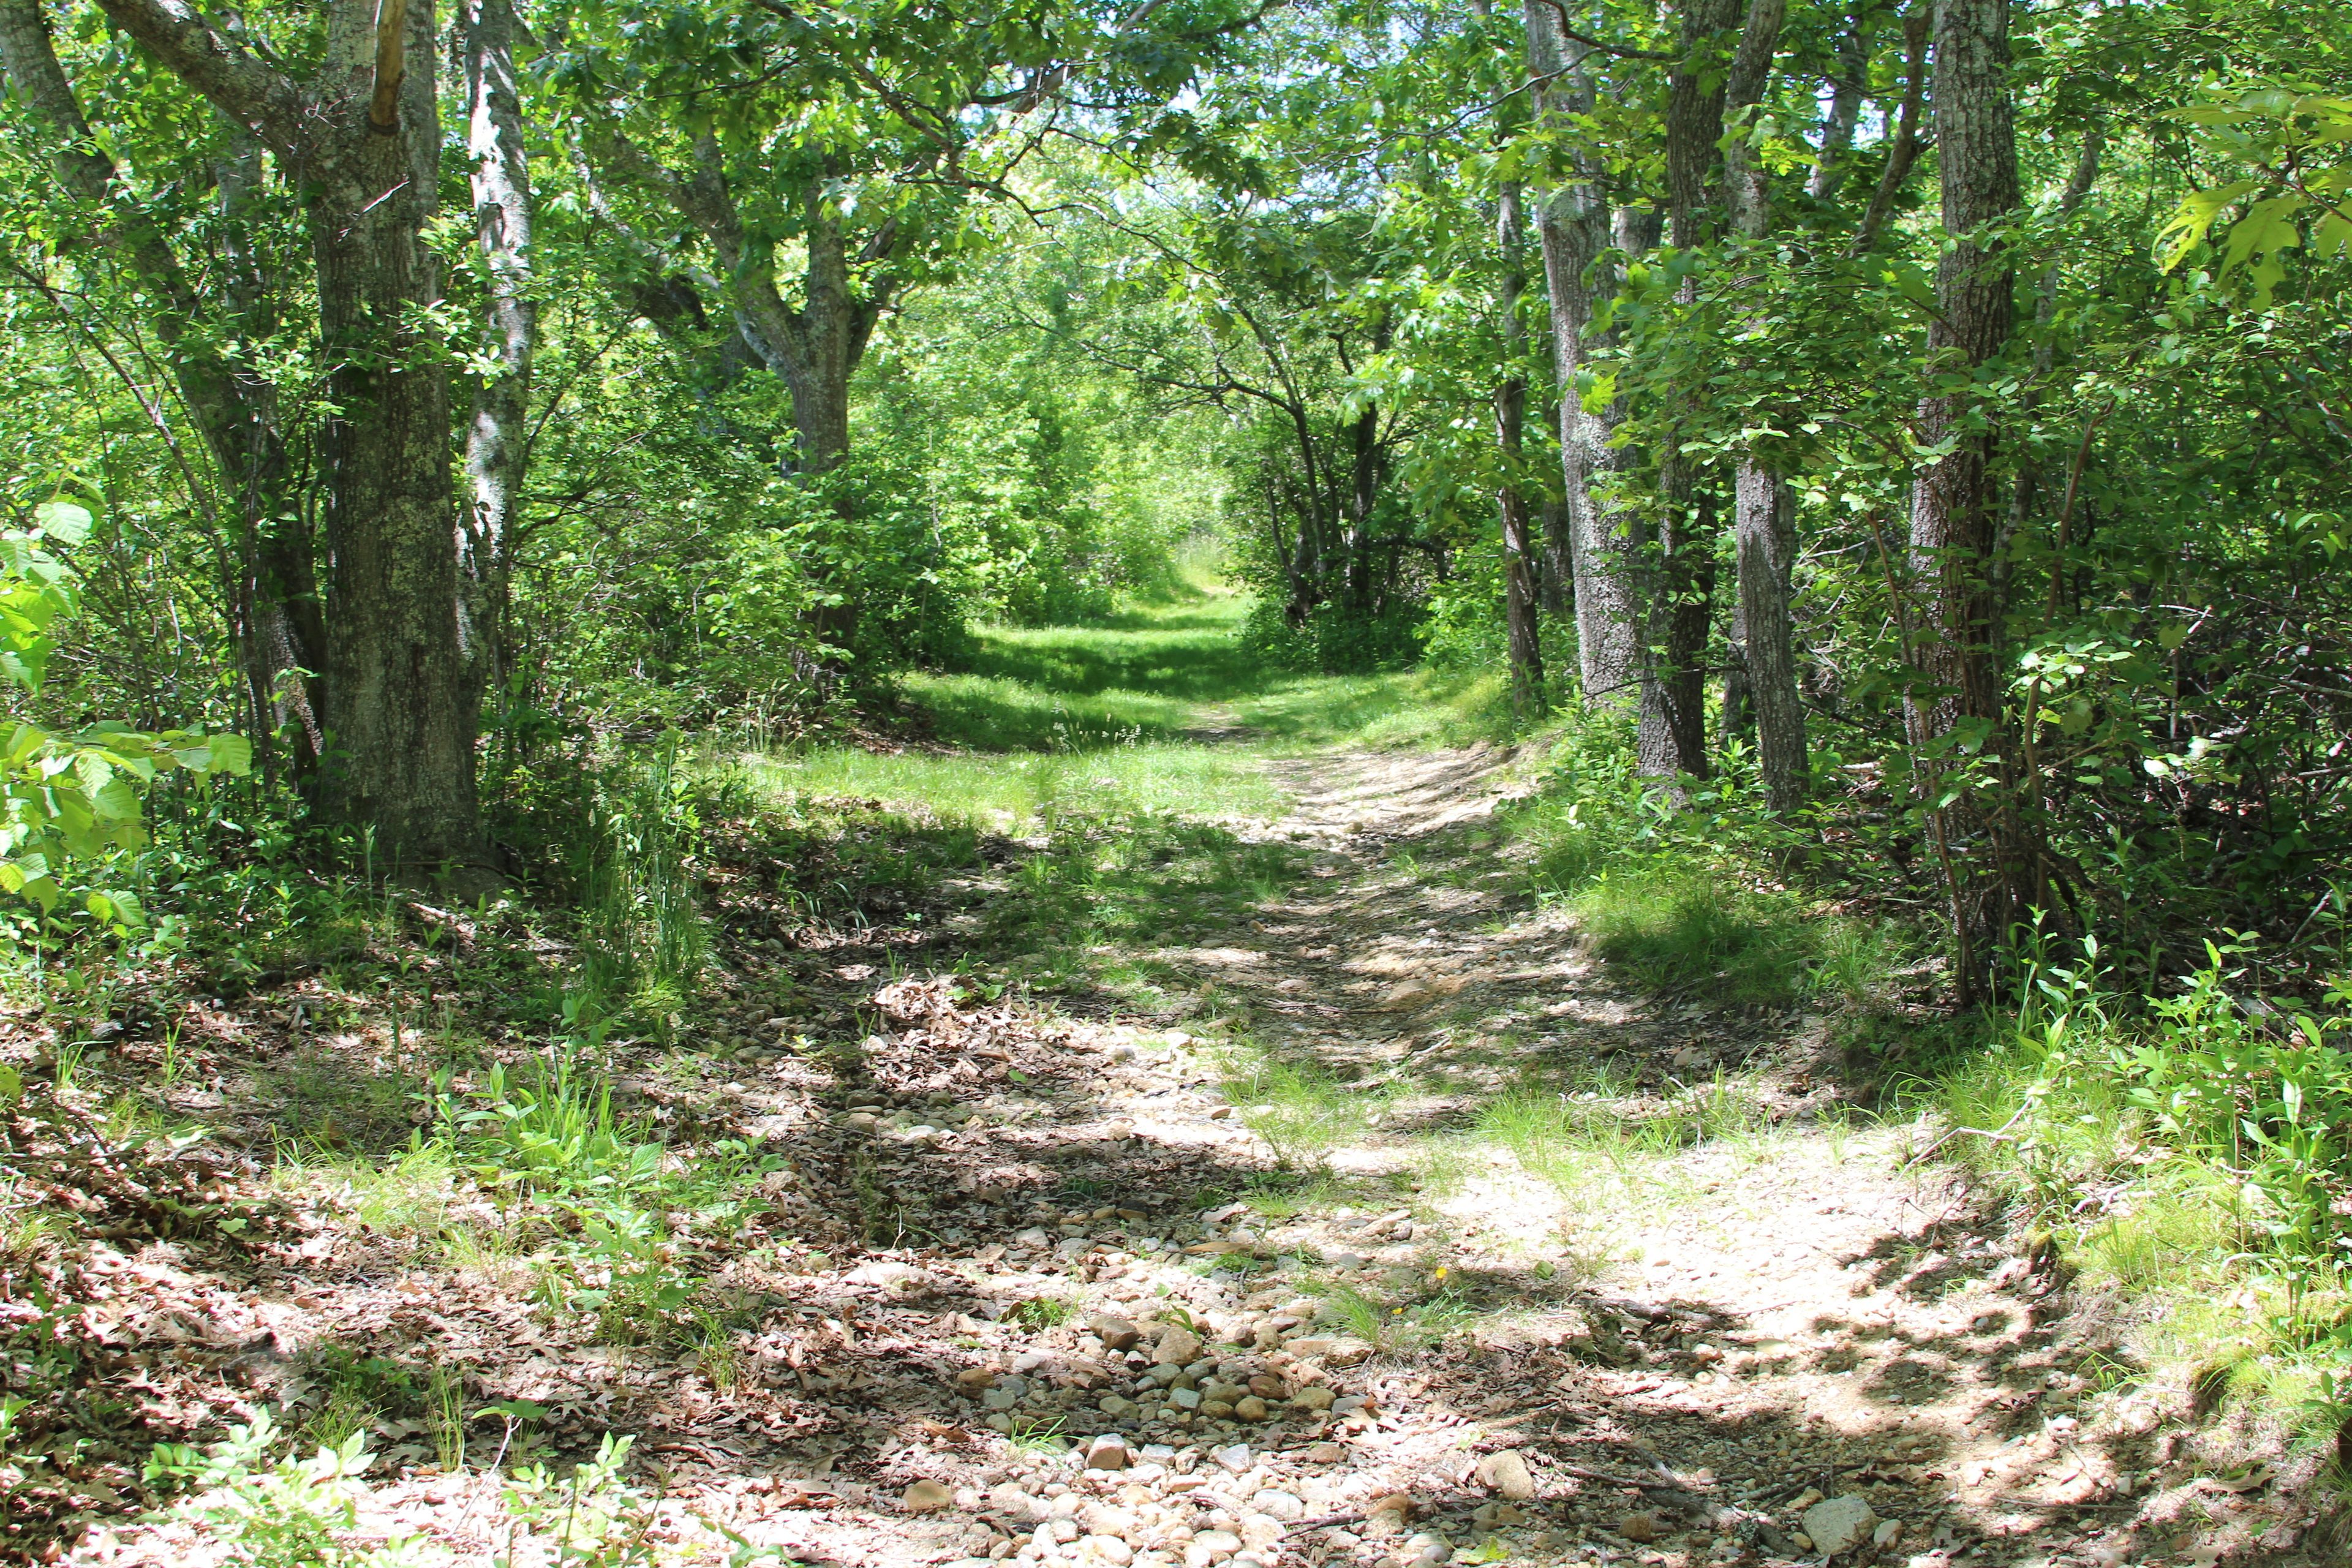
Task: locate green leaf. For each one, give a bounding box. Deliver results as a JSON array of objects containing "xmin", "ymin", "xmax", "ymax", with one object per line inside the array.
[
  {"xmin": 33, "ymin": 501, "xmax": 91, "ymax": 546},
  {"xmin": 2157, "ymin": 179, "xmax": 2258, "ymax": 271}
]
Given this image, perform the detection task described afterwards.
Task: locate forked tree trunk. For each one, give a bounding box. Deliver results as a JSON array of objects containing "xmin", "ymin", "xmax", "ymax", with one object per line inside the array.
[
  {"xmin": 309, "ymin": 0, "xmax": 482, "ymax": 875},
  {"xmin": 94, "ymin": 0, "xmax": 486, "ymax": 876},
  {"xmin": 1906, "ymin": 0, "xmax": 2024, "ymax": 1003},
  {"xmin": 1525, "ymin": 0, "xmax": 1641, "ymax": 711}
]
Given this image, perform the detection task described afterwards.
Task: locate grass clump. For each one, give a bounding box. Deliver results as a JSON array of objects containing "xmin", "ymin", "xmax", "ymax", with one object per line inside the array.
[{"xmin": 1919, "ymin": 930, "xmax": 2352, "ymax": 1446}]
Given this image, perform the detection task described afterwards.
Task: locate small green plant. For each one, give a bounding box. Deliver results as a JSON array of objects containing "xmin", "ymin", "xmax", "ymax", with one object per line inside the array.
[
  {"xmin": 143, "ymin": 1410, "xmax": 430, "ymax": 1568},
  {"xmin": 502, "ymin": 1433, "xmax": 657, "ymax": 1567},
  {"xmin": 1005, "ymin": 1294, "xmax": 1074, "ymax": 1332},
  {"xmin": 428, "ymin": 1366, "xmax": 466, "ymax": 1474},
  {"xmin": 1005, "ymin": 1414, "xmax": 1069, "ymax": 1452}
]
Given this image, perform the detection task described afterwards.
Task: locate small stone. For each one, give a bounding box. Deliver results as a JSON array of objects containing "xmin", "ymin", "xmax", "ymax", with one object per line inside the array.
[
  {"xmin": 1800, "ymin": 1494, "xmax": 1879, "ymax": 1557},
  {"xmin": 1304, "ymin": 1442, "xmax": 1346, "ymax": 1464},
  {"xmin": 1288, "ymin": 1387, "xmax": 1336, "ymax": 1412},
  {"xmin": 1872, "ymin": 1520, "xmax": 1904, "ymax": 1549},
  {"xmin": 1085, "ymin": 1535, "xmax": 1136, "ymax": 1564},
  {"xmin": 1101, "ymin": 1393, "xmax": 1135, "ymax": 1417},
  {"xmin": 1234, "ymin": 1396, "xmax": 1269, "ymax": 1421},
  {"xmin": 1193, "ymin": 1529, "xmax": 1242, "ymax": 1559},
  {"xmin": 1473, "ymin": 1449, "xmax": 1536, "ymax": 1502},
  {"xmin": 1616, "ymin": 1511, "xmax": 1659, "ymax": 1543},
  {"xmin": 903, "ymin": 1479, "xmax": 955, "ymax": 1513},
  {"xmin": 1365, "ymin": 1493, "xmax": 1414, "ymax": 1535},
  {"xmin": 1155, "ymin": 1326, "xmax": 1203, "ymax": 1365},
  {"xmin": 1085, "ymin": 1434, "xmax": 1132, "ymax": 1471},
  {"xmin": 956, "ymin": 1366, "xmax": 998, "ymax": 1390},
  {"xmin": 1213, "ymin": 1444, "xmax": 1253, "ymax": 1474},
  {"xmin": 1251, "ymin": 1490, "xmax": 1305, "ymax": 1521},
  {"xmin": 1170, "ymin": 1387, "xmax": 1202, "ymax": 1409},
  {"xmin": 990, "ymin": 1484, "xmax": 1045, "ymax": 1521},
  {"xmin": 849, "ymin": 1261, "xmax": 932, "ymax": 1293},
  {"xmin": 1202, "ymin": 1400, "xmax": 1235, "ymax": 1419},
  {"xmin": 1088, "ymin": 1314, "xmax": 1144, "ymax": 1351},
  {"xmin": 1470, "ymin": 1502, "xmax": 1528, "ymax": 1529}
]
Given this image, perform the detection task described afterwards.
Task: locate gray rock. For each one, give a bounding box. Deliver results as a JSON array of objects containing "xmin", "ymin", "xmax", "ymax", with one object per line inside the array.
[{"xmin": 1800, "ymin": 1494, "xmax": 1878, "ymax": 1558}]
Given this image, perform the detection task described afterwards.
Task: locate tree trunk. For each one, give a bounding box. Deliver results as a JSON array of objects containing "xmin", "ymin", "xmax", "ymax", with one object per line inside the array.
[
  {"xmin": 460, "ymin": 0, "xmax": 537, "ymax": 727},
  {"xmin": 1733, "ymin": 470, "xmax": 1808, "ymax": 807},
  {"xmin": 1525, "ymin": 0, "xmax": 1641, "ymax": 711},
  {"xmin": 1806, "ymin": 13, "xmax": 1871, "ymax": 202},
  {"xmin": 1850, "ymin": 8, "xmax": 1932, "ymax": 255},
  {"xmin": 1906, "ymin": 0, "xmax": 2023, "ymax": 1004},
  {"xmin": 1639, "ymin": 0, "xmax": 1742, "ymax": 783},
  {"xmin": 1344, "ymin": 402, "xmax": 1379, "ymax": 612},
  {"xmin": 1537, "ymin": 496, "xmax": 1574, "ymax": 620},
  {"xmin": 89, "ymin": 0, "xmax": 494, "ymax": 878},
  {"xmin": 310, "ymin": 0, "xmax": 483, "ymax": 875},
  {"xmin": 1495, "ymin": 180, "xmax": 1547, "ymax": 717},
  {"xmin": 1722, "ymin": 0, "xmax": 1809, "ymax": 812}
]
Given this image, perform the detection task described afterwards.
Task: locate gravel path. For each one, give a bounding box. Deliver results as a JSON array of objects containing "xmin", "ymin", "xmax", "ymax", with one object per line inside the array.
[{"xmin": 66, "ymin": 747, "xmax": 2328, "ymax": 1567}]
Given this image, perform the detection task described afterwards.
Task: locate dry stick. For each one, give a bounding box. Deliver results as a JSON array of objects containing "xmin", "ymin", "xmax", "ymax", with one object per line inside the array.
[
  {"xmin": 1901, "ymin": 1102, "xmax": 2029, "ymax": 1169},
  {"xmin": 368, "ymin": 0, "xmax": 409, "ymax": 131}
]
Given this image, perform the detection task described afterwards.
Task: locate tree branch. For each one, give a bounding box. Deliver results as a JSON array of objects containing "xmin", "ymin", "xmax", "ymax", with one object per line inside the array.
[{"xmin": 87, "ymin": 0, "xmax": 303, "ymax": 149}]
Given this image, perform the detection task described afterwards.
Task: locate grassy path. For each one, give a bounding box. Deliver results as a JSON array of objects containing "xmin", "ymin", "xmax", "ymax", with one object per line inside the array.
[{"xmin": 56, "ymin": 594, "xmax": 2317, "ymax": 1568}]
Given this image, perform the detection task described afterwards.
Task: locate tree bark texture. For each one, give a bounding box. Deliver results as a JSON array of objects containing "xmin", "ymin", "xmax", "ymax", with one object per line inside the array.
[
  {"xmin": 1906, "ymin": 0, "xmax": 2022, "ymax": 1001},
  {"xmin": 93, "ymin": 0, "xmax": 486, "ymax": 874},
  {"xmin": 1722, "ymin": 0, "xmax": 1809, "ymax": 812},
  {"xmin": 1494, "ymin": 179, "xmax": 1545, "ymax": 716},
  {"xmin": 1525, "ymin": 0, "xmax": 1641, "ymax": 712},
  {"xmin": 460, "ymin": 0, "xmax": 536, "ymax": 721}
]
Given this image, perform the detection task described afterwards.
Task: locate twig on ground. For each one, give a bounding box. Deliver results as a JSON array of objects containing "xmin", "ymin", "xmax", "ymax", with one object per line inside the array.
[{"xmin": 1902, "ymin": 1104, "xmax": 2029, "ymax": 1169}]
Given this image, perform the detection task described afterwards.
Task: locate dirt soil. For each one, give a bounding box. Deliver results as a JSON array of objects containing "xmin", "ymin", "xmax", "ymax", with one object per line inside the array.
[{"xmin": 7, "ymin": 747, "xmax": 2335, "ymax": 1568}]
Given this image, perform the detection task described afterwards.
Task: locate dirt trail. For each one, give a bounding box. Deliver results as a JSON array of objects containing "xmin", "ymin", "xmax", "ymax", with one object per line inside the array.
[{"xmin": 62, "ymin": 747, "xmax": 2318, "ymax": 1568}]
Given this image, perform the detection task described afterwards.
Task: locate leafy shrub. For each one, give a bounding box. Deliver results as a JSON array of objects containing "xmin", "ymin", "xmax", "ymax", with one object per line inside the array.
[{"xmin": 143, "ymin": 1411, "xmax": 426, "ymax": 1568}]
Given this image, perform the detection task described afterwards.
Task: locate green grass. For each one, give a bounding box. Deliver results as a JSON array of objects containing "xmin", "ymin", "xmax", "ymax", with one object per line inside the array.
[
  {"xmin": 1570, "ymin": 872, "xmax": 1819, "ymax": 1006},
  {"xmin": 747, "ymin": 744, "xmax": 1281, "ymax": 829}
]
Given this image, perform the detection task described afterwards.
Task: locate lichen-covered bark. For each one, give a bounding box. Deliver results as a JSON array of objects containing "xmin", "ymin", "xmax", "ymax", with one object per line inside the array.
[{"xmin": 1525, "ymin": 0, "xmax": 1640, "ymax": 710}]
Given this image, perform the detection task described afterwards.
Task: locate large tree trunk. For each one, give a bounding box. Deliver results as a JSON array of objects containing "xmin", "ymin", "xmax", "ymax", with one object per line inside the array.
[
  {"xmin": 1906, "ymin": 0, "xmax": 2023, "ymax": 1004},
  {"xmin": 1494, "ymin": 180, "xmax": 1546, "ymax": 717},
  {"xmin": 1525, "ymin": 0, "xmax": 1641, "ymax": 711},
  {"xmin": 309, "ymin": 0, "xmax": 483, "ymax": 875},
  {"xmin": 459, "ymin": 0, "xmax": 537, "ymax": 725}
]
